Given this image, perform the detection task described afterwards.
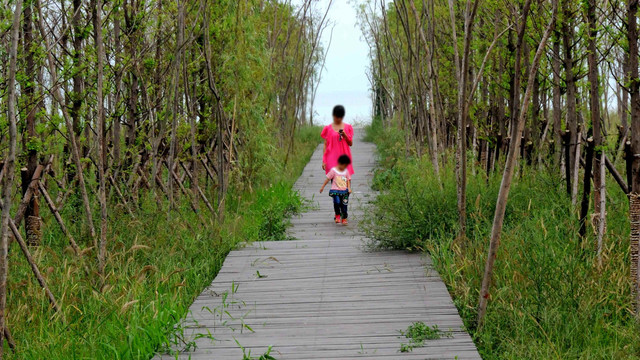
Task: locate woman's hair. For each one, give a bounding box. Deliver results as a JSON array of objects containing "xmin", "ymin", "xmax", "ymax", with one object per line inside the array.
[
  {"xmin": 332, "ymin": 105, "xmax": 345, "ymax": 118},
  {"xmin": 337, "ymin": 154, "xmax": 351, "ymax": 165}
]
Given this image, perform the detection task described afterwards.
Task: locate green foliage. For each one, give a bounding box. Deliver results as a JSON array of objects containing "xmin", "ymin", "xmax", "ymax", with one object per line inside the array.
[
  {"xmin": 5, "ymin": 127, "xmax": 320, "ymax": 360},
  {"xmin": 399, "ymin": 322, "xmax": 452, "ymax": 353},
  {"xmin": 4, "ymin": 0, "xmax": 325, "ymax": 357},
  {"xmin": 255, "ymin": 183, "xmax": 301, "ymax": 241},
  {"xmin": 363, "ymin": 125, "xmax": 640, "ymax": 359}
]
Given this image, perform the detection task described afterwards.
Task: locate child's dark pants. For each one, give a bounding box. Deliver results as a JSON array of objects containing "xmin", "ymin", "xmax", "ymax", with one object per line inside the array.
[{"xmin": 331, "ymin": 192, "xmax": 349, "ymax": 219}]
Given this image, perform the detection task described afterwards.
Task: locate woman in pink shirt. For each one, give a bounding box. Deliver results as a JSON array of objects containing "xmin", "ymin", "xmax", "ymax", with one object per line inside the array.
[{"xmin": 321, "ymin": 105, "xmax": 354, "ymax": 175}]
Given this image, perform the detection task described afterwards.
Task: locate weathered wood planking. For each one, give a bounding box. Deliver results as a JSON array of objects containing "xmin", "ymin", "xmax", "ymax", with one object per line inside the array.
[{"xmin": 156, "ymin": 131, "xmax": 480, "ymax": 359}]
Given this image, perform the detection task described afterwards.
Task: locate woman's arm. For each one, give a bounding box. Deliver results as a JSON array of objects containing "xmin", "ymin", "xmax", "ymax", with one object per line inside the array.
[
  {"xmin": 322, "ymin": 140, "xmax": 327, "ymax": 170},
  {"xmin": 339, "ymin": 129, "xmax": 353, "ymax": 146},
  {"xmin": 344, "ymin": 126, "xmax": 353, "ymax": 146}
]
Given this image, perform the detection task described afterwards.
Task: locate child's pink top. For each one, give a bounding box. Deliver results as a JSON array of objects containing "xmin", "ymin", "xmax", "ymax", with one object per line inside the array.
[
  {"xmin": 327, "ymin": 167, "xmax": 351, "ymax": 191},
  {"xmin": 321, "ymin": 124, "xmax": 354, "ymax": 175}
]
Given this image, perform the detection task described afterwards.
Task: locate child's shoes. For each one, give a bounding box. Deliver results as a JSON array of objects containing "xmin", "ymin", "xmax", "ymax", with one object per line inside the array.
[
  {"xmin": 341, "ymin": 218, "xmax": 348, "ymax": 226},
  {"xmin": 335, "ymin": 215, "xmax": 341, "ymax": 224}
]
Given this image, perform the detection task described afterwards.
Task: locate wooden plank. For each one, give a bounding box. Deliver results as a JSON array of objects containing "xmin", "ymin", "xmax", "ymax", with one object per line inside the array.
[{"xmin": 154, "ymin": 131, "xmax": 480, "ymax": 359}]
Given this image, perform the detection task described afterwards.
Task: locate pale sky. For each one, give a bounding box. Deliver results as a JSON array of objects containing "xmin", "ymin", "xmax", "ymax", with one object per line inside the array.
[{"xmin": 305, "ymin": 0, "xmax": 371, "ymax": 125}]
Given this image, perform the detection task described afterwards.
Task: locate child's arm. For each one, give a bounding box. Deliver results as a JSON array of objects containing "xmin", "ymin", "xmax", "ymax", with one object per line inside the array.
[
  {"xmin": 347, "ymin": 179, "xmax": 352, "ymax": 194},
  {"xmin": 319, "ymin": 177, "xmax": 330, "ymax": 193}
]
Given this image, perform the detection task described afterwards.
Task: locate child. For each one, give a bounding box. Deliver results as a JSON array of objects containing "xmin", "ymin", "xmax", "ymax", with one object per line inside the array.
[{"xmin": 319, "ymin": 154, "xmax": 352, "ymax": 225}]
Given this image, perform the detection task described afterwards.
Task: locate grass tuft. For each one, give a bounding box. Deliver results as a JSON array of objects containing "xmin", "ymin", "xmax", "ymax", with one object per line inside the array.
[{"xmin": 399, "ymin": 322, "xmax": 452, "ymax": 353}]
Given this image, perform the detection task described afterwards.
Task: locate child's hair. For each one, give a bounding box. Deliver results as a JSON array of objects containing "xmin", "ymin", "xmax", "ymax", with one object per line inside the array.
[
  {"xmin": 337, "ymin": 154, "xmax": 351, "ymax": 166},
  {"xmin": 333, "ymin": 105, "xmax": 345, "ymax": 118}
]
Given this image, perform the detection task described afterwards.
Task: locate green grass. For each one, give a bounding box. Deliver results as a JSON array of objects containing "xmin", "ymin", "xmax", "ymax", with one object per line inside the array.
[
  {"xmin": 399, "ymin": 322, "xmax": 452, "ymax": 353},
  {"xmin": 362, "ymin": 123, "xmax": 640, "ymax": 359},
  {"xmin": 5, "ymin": 126, "xmax": 321, "ymax": 359}
]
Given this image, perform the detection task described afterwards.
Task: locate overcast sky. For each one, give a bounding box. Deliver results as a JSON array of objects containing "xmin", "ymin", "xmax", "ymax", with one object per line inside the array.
[{"xmin": 305, "ymin": 0, "xmax": 371, "ymax": 125}]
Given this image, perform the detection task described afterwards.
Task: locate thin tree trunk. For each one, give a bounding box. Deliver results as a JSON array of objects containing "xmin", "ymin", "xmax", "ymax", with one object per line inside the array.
[
  {"xmin": 597, "ymin": 154, "xmax": 606, "ymax": 265},
  {"xmin": 93, "ymin": 0, "xmax": 108, "ymax": 276},
  {"xmin": 0, "ymin": 200, "xmax": 60, "ymax": 313},
  {"xmin": 0, "ymin": 1, "xmax": 23, "ymax": 354},
  {"xmin": 70, "ymin": 0, "xmax": 85, "ymax": 155},
  {"xmin": 626, "ymin": 0, "xmax": 640, "ymax": 315},
  {"xmin": 552, "ymin": 33, "xmax": 562, "ymax": 164},
  {"xmin": 622, "ymin": 52, "xmax": 630, "ymax": 133},
  {"xmin": 38, "ymin": 182, "xmax": 80, "ymax": 255},
  {"xmin": 605, "ymin": 155, "xmax": 629, "ymax": 194},
  {"xmin": 477, "ymin": 0, "xmax": 558, "ymax": 325},
  {"xmin": 36, "ymin": 0, "xmax": 96, "ymax": 240},
  {"xmin": 448, "ymin": 0, "xmax": 480, "ymax": 237},
  {"xmin": 202, "ymin": 2, "xmax": 227, "ymax": 218},
  {"xmin": 113, "ymin": 11, "xmax": 123, "ymax": 168},
  {"xmin": 408, "ymin": 0, "xmax": 440, "ymax": 179},
  {"xmin": 579, "ymin": 138, "xmax": 594, "ymax": 237},
  {"xmin": 587, "ymin": 0, "xmax": 604, "ymax": 235},
  {"xmin": 572, "ymin": 128, "xmax": 582, "ymax": 206},
  {"xmin": 562, "ymin": 0, "xmax": 578, "ymax": 193},
  {"xmin": 21, "ymin": 0, "xmax": 41, "ymax": 246},
  {"xmin": 168, "ymin": 0, "xmax": 185, "ymax": 211}
]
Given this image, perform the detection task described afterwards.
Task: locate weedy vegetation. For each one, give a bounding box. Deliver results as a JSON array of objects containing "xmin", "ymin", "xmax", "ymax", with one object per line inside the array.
[
  {"xmin": 364, "ymin": 122, "xmax": 640, "ymax": 359},
  {"xmin": 3, "ymin": 127, "xmax": 319, "ymax": 359},
  {"xmin": 398, "ymin": 322, "xmax": 452, "ymax": 353}
]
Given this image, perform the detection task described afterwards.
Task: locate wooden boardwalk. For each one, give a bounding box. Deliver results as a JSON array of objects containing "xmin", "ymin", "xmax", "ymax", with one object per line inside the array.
[{"xmin": 158, "ymin": 132, "xmax": 480, "ymax": 359}]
